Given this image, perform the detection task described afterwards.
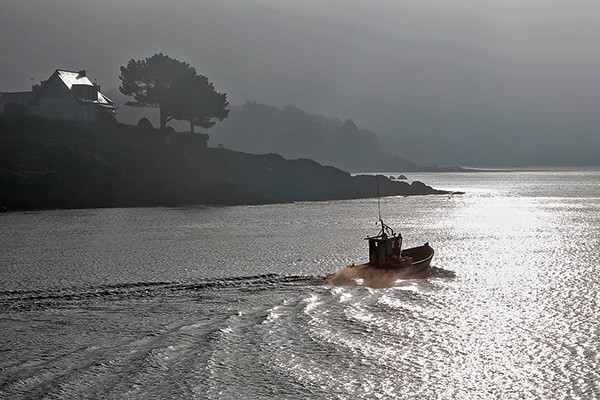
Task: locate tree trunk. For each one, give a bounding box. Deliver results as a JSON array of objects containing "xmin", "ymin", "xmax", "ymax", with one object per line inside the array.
[
  {"xmin": 159, "ymin": 107, "xmax": 167, "ymax": 130},
  {"xmin": 190, "ymin": 121, "xmax": 195, "ymax": 133}
]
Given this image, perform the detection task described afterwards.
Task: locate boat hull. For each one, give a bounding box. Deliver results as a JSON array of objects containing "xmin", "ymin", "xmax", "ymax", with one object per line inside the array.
[
  {"xmin": 323, "ymin": 243, "xmax": 435, "ymax": 287},
  {"xmin": 395, "ymin": 242, "xmax": 434, "ymax": 271}
]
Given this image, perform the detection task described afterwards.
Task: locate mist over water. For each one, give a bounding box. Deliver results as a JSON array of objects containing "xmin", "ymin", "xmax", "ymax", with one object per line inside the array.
[
  {"xmin": 2, "ymin": 1, "xmax": 600, "ymax": 166},
  {"xmin": 1, "ymin": 169, "xmax": 599, "ymax": 399}
]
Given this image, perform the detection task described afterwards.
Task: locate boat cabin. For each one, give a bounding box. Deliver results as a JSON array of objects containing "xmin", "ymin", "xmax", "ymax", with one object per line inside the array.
[{"xmin": 366, "ymin": 220, "xmax": 403, "ymax": 269}]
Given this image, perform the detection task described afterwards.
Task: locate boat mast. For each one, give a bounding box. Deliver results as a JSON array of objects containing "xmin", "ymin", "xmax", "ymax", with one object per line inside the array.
[
  {"xmin": 369, "ymin": 175, "xmax": 401, "ymax": 268},
  {"xmin": 377, "ymin": 175, "xmax": 382, "ymax": 222},
  {"xmin": 375, "ymin": 175, "xmax": 395, "ymax": 238}
]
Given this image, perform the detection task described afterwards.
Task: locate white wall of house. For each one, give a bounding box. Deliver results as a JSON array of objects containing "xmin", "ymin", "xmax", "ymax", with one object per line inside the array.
[
  {"xmin": 29, "ymin": 78, "xmax": 96, "ymax": 121},
  {"xmin": 2, "ymin": 70, "xmax": 113, "ymax": 122},
  {"xmin": 32, "ymin": 98, "xmax": 78, "ymax": 120}
]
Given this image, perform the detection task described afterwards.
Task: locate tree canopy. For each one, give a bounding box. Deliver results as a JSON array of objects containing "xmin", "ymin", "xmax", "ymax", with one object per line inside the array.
[
  {"xmin": 166, "ymin": 74, "xmax": 229, "ymax": 133},
  {"xmin": 119, "ymin": 53, "xmax": 229, "ymax": 131}
]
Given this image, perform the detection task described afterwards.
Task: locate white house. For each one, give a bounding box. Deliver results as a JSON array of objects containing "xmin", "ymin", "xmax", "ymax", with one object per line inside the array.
[{"xmin": 0, "ymin": 69, "xmax": 116, "ymax": 121}]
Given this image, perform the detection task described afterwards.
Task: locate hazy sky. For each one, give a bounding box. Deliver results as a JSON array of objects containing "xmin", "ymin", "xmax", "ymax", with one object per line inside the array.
[{"xmin": 2, "ymin": 0, "xmax": 599, "ymax": 143}]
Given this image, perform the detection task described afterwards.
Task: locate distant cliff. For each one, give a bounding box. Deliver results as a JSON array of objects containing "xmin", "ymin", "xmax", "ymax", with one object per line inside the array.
[{"xmin": 0, "ymin": 116, "xmax": 450, "ymax": 211}]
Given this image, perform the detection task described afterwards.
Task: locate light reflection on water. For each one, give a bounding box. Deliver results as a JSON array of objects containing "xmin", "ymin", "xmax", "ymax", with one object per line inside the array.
[{"xmin": 0, "ymin": 169, "xmax": 598, "ymax": 399}]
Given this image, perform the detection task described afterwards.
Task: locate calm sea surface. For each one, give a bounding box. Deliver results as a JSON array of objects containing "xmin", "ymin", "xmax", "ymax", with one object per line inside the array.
[{"xmin": 1, "ymin": 169, "xmax": 598, "ymax": 399}]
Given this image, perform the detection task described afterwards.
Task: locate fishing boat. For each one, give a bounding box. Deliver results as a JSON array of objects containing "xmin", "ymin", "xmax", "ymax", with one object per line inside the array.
[
  {"xmin": 323, "ymin": 220, "xmax": 435, "ymax": 286},
  {"xmin": 324, "ymin": 177, "xmax": 435, "ymax": 286},
  {"xmin": 365, "ymin": 219, "xmax": 434, "ymax": 272}
]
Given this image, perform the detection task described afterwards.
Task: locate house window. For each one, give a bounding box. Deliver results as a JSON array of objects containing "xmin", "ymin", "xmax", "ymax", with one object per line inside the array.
[{"xmin": 72, "ymin": 85, "xmax": 98, "ymax": 101}]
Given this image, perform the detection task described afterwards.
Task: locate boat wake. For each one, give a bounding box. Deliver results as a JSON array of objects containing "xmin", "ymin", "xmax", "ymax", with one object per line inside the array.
[
  {"xmin": 323, "ymin": 265, "xmax": 455, "ymax": 288},
  {"xmin": 0, "ymin": 270, "xmax": 461, "ymax": 399},
  {"xmin": 0, "ymin": 274, "xmax": 322, "ymax": 312}
]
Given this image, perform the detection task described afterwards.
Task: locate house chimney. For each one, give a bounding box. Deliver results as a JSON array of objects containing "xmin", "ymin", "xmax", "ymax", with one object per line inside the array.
[{"xmin": 78, "ymin": 70, "xmax": 86, "ymax": 77}]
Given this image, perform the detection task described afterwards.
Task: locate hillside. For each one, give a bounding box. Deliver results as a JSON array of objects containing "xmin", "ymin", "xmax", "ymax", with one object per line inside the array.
[
  {"xmin": 180, "ymin": 102, "xmax": 464, "ymax": 172},
  {"xmin": 106, "ymin": 93, "xmax": 467, "ymax": 172},
  {"xmin": 0, "ymin": 116, "xmax": 450, "ymax": 211}
]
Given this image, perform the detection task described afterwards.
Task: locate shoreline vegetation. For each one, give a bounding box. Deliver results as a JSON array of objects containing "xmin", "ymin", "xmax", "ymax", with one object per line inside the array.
[{"xmin": 0, "ymin": 116, "xmax": 458, "ymax": 212}]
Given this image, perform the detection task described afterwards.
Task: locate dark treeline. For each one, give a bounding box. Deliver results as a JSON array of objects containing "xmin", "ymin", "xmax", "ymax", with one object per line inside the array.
[
  {"xmin": 208, "ymin": 102, "xmax": 462, "ymax": 172},
  {"xmin": 0, "ymin": 115, "xmax": 449, "ymax": 211}
]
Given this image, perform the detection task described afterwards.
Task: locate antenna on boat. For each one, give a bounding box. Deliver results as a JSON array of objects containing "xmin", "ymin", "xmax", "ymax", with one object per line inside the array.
[
  {"xmin": 377, "ymin": 175, "xmax": 382, "ymax": 222},
  {"xmin": 375, "ymin": 175, "xmax": 395, "ymax": 239}
]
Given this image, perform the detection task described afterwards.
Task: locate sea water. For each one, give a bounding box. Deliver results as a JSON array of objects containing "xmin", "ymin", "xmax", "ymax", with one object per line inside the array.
[{"xmin": 0, "ymin": 169, "xmax": 598, "ymax": 399}]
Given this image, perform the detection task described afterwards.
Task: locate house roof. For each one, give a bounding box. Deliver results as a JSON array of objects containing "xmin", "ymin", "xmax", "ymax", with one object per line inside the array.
[
  {"xmin": 32, "ymin": 69, "xmax": 115, "ymax": 107},
  {"xmin": 57, "ymin": 69, "xmax": 114, "ymax": 106},
  {"xmin": 56, "ymin": 69, "xmax": 94, "ymax": 90}
]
